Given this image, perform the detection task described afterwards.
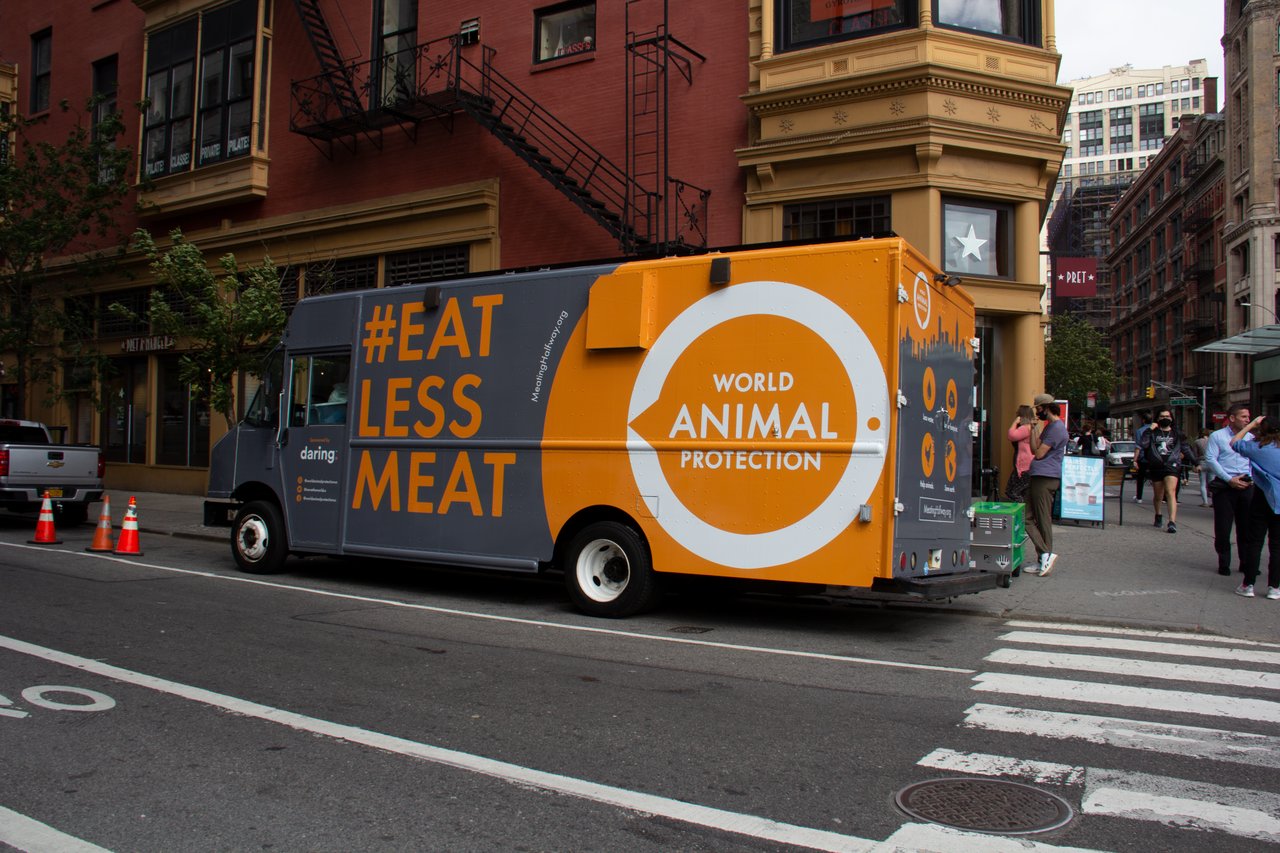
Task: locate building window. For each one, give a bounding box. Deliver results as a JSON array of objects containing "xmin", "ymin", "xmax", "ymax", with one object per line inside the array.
[
  {"xmin": 98, "ymin": 288, "xmax": 151, "ymax": 337},
  {"xmin": 144, "ymin": 0, "xmax": 264, "ymax": 180},
  {"xmin": 777, "ymin": 0, "xmax": 915, "ymax": 52},
  {"xmin": 386, "ymin": 245, "xmax": 470, "ymax": 285},
  {"xmin": 102, "ymin": 357, "xmax": 149, "ymax": 465},
  {"xmin": 156, "ymin": 355, "xmax": 211, "ymax": 467},
  {"xmin": 936, "ymin": 0, "xmax": 1040, "ymax": 45},
  {"xmin": 535, "ymin": 1, "xmax": 595, "ymax": 62},
  {"xmin": 374, "ymin": 0, "xmax": 418, "ymax": 106},
  {"xmin": 783, "ymin": 196, "xmax": 891, "ymax": 240},
  {"xmin": 942, "ymin": 199, "xmax": 1011, "ymax": 278},
  {"xmin": 143, "ymin": 18, "xmax": 197, "ymax": 178},
  {"xmin": 92, "ymin": 55, "xmax": 119, "ymax": 180},
  {"xmin": 30, "ymin": 29, "xmax": 52, "ymax": 113}
]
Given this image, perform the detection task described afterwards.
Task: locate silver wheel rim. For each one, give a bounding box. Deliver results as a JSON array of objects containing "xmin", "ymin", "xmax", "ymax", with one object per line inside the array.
[
  {"xmin": 237, "ymin": 515, "xmax": 270, "ymax": 562},
  {"xmin": 576, "ymin": 538, "xmax": 630, "ymax": 603}
]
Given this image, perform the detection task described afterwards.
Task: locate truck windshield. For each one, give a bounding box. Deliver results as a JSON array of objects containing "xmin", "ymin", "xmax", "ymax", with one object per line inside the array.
[
  {"xmin": 243, "ymin": 350, "xmax": 284, "ymax": 428},
  {"xmin": 0, "ymin": 425, "xmax": 48, "ymax": 444}
]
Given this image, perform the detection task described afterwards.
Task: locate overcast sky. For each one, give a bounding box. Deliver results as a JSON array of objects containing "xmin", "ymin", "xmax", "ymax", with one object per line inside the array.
[{"xmin": 1054, "ymin": 1, "xmax": 1225, "ymax": 84}]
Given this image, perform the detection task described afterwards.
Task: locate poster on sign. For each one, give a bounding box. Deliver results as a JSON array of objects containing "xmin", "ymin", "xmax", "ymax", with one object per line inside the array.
[
  {"xmin": 1059, "ymin": 455, "xmax": 1105, "ymax": 522},
  {"xmin": 1053, "ymin": 256, "xmax": 1098, "ymax": 298}
]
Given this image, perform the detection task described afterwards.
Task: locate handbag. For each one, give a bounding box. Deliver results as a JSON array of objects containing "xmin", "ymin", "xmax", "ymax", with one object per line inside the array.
[{"xmin": 1005, "ymin": 468, "xmax": 1031, "ymax": 501}]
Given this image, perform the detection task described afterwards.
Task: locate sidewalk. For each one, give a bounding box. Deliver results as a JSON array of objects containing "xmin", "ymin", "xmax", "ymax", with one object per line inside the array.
[{"xmin": 105, "ymin": 488, "xmax": 1277, "ymax": 642}]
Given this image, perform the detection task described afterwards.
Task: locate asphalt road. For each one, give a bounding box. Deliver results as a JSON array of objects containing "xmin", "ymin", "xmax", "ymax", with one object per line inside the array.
[{"xmin": 1, "ymin": 516, "xmax": 1277, "ymax": 852}]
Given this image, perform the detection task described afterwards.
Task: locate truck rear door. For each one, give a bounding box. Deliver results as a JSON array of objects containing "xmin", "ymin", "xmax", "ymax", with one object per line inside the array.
[{"xmin": 279, "ymin": 352, "xmax": 351, "ymax": 552}]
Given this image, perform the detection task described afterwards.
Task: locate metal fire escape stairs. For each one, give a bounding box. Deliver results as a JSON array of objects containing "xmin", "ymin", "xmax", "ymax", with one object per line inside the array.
[{"xmin": 288, "ymin": 0, "xmax": 708, "ymax": 254}]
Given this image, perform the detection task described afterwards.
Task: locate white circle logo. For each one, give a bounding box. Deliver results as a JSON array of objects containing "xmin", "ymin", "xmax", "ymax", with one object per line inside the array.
[
  {"xmin": 912, "ymin": 271, "xmax": 932, "ymax": 330},
  {"xmin": 627, "ymin": 281, "xmax": 889, "ymax": 569}
]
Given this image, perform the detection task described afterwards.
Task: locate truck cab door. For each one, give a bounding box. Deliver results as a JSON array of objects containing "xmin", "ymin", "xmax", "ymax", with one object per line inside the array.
[{"xmin": 278, "ymin": 352, "xmax": 351, "ymax": 552}]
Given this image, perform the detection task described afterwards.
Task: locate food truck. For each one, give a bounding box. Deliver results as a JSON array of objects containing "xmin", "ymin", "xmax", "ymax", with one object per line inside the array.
[{"xmin": 205, "ymin": 238, "xmax": 999, "ymax": 616}]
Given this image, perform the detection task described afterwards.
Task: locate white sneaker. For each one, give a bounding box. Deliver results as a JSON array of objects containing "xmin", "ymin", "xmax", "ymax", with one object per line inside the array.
[
  {"xmin": 1040, "ymin": 553, "xmax": 1058, "ymax": 577},
  {"xmin": 1267, "ymin": 587, "xmax": 1280, "ymax": 600},
  {"xmin": 1236, "ymin": 584, "xmax": 1256, "ymax": 598}
]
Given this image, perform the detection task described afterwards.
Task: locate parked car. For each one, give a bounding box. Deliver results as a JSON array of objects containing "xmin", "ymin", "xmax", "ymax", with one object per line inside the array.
[
  {"xmin": 0, "ymin": 419, "xmax": 104, "ymax": 525},
  {"xmin": 1106, "ymin": 440, "xmax": 1137, "ymax": 468}
]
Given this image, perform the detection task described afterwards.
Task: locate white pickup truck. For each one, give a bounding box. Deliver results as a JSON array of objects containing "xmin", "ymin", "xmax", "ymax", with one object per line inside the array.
[{"xmin": 0, "ymin": 419, "xmax": 104, "ymax": 525}]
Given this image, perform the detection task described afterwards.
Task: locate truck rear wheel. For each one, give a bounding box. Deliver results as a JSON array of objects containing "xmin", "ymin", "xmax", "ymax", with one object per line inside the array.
[
  {"xmin": 232, "ymin": 500, "xmax": 287, "ymax": 574},
  {"xmin": 563, "ymin": 522, "xmax": 658, "ymax": 618}
]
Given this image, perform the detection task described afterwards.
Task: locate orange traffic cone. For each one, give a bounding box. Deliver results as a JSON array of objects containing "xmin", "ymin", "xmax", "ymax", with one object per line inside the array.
[
  {"xmin": 113, "ymin": 496, "xmax": 143, "ymax": 556},
  {"xmin": 28, "ymin": 491, "xmax": 62, "ymax": 545},
  {"xmin": 85, "ymin": 495, "xmax": 115, "ymax": 553}
]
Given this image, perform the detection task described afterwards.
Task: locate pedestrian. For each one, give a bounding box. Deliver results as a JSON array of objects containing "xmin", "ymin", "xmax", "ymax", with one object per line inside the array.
[
  {"xmin": 1132, "ymin": 411, "xmax": 1153, "ymax": 503},
  {"xmin": 1203, "ymin": 404, "xmax": 1256, "ymax": 576},
  {"xmin": 1194, "ymin": 428, "xmax": 1212, "ymax": 507},
  {"xmin": 1095, "ymin": 428, "xmax": 1111, "ymax": 457},
  {"xmin": 1137, "ymin": 405, "xmax": 1195, "ymax": 533},
  {"xmin": 1004, "ymin": 404, "xmax": 1035, "ymax": 502},
  {"xmin": 1228, "ymin": 414, "xmax": 1280, "ymax": 600},
  {"xmin": 1023, "ymin": 393, "xmax": 1067, "ymax": 577}
]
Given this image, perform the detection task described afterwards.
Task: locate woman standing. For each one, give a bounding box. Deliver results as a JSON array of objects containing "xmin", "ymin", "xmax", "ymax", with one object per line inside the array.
[
  {"xmin": 1005, "ymin": 404, "xmax": 1036, "ymax": 502},
  {"xmin": 1194, "ymin": 428, "xmax": 1212, "ymax": 507},
  {"xmin": 1137, "ymin": 406, "xmax": 1195, "ymax": 533},
  {"xmin": 1229, "ymin": 415, "xmax": 1280, "ymax": 599}
]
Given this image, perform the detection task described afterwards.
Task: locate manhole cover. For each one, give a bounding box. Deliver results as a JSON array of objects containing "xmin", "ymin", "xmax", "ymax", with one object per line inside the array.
[{"xmin": 895, "ymin": 778, "xmax": 1074, "ymax": 835}]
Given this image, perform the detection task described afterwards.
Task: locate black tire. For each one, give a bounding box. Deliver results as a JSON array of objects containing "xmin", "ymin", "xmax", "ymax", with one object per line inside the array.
[
  {"xmin": 232, "ymin": 500, "xmax": 288, "ymax": 574},
  {"xmin": 562, "ymin": 521, "xmax": 659, "ymax": 618}
]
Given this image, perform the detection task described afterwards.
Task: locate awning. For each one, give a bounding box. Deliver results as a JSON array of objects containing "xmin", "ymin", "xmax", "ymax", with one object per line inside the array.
[{"xmin": 1194, "ymin": 324, "xmax": 1280, "ymax": 354}]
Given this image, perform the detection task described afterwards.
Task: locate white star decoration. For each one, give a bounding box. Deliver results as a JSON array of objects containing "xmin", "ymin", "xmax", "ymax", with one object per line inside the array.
[
  {"xmin": 1057, "ymin": 272, "xmax": 1097, "ymax": 282},
  {"xmin": 955, "ymin": 225, "xmax": 987, "ymax": 261}
]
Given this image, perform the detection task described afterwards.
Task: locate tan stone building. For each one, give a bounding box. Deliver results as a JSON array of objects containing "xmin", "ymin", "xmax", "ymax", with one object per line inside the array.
[{"xmin": 741, "ymin": 1, "xmax": 1071, "ymax": 492}]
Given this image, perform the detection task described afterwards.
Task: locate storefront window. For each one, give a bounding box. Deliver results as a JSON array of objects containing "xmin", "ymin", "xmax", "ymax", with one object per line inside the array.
[
  {"xmin": 934, "ymin": 0, "xmax": 1040, "ymax": 46},
  {"xmin": 157, "ymin": 355, "xmax": 211, "ymax": 467},
  {"xmin": 535, "ymin": 2, "xmax": 595, "ymax": 62},
  {"xmin": 102, "ymin": 357, "xmax": 149, "ymax": 464},
  {"xmin": 783, "ymin": 196, "xmax": 891, "ymax": 240},
  {"xmin": 777, "ymin": 0, "xmax": 915, "ymax": 53}
]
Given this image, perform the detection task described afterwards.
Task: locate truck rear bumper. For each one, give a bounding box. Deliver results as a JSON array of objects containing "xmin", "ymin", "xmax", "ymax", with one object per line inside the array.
[
  {"xmin": 871, "ymin": 571, "xmax": 1002, "ymax": 599},
  {"xmin": 0, "ymin": 488, "xmax": 103, "ymax": 506}
]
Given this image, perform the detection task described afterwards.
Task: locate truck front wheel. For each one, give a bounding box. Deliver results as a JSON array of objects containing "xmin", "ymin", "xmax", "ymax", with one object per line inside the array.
[
  {"xmin": 232, "ymin": 500, "xmax": 287, "ymax": 574},
  {"xmin": 563, "ymin": 522, "xmax": 658, "ymax": 618}
]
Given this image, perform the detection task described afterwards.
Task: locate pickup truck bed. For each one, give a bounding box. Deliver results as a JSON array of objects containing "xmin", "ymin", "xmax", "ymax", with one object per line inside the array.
[{"xmin": 0, "ymin": 421, "xmax": 104, "ymax": 525}]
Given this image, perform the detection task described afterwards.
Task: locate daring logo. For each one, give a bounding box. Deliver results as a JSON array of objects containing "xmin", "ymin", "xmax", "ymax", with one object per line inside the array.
[{"xmin": 626, "ymin": 281, "xmax": 889, "ymax": 569}]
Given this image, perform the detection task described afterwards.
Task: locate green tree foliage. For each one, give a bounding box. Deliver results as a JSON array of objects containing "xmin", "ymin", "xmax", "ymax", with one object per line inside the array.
[
  {"xmin": 1045, "ymin": 312, "xmax": 1119, "ymax": 414},
  {"xmin": 120, "ymin": 229, "xmax": 285, "ymax": 427},
  {"xmin": 0, "ymin": 101, "xmax": 133, "ymax": 412}
]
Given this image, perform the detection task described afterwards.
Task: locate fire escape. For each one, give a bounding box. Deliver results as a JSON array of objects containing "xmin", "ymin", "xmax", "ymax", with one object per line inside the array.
[{"xmin": 287, "ymin": 0, "xmax": 708, "ymax": 255}]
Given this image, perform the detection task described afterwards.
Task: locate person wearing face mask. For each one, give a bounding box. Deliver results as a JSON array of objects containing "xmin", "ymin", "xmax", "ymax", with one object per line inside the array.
[
  {"xmin": 1137, "ymin": 407, "xmax": 1196, "ymax": 533},
  {"xmin": 1023, "ymin": 393, "xmax": 1068, "ymax": 576}
]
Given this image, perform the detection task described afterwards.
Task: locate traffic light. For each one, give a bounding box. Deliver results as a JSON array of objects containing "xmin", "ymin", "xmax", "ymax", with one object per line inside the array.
[{"xmin": 1145, "ymin": 385, "xmax": 1156, "ymax": 399}]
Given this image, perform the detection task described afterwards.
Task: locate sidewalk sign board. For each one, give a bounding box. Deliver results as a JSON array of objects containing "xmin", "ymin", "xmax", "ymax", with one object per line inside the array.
[{"xmin": 1059, "ymin": 455, "xmax": 1105, "ymax": 524}]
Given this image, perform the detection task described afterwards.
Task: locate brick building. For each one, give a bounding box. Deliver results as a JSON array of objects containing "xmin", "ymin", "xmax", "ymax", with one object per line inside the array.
[{"xmin": 1, "ymin": 1, "xmax": 1070, "ymax": 493}]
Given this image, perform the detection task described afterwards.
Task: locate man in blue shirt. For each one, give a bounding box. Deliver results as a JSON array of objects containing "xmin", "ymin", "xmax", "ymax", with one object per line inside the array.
[
  {"xmin": 1203, "ymin": 403, "xmax": 1255, "ymax": 576},
  {"xmin": 1023, "ymin": 393, "xmax": 1068, "ymax": 577}
]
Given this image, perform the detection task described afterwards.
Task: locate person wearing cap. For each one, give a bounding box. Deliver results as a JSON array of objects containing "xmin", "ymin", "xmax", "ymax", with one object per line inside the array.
[{"xmin": 1023, "ymin": 393, "xmax": 1067, "ymax": 577}]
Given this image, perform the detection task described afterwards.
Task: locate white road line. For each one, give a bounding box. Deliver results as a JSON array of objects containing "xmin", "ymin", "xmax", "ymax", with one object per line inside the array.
[
  {"xmin": 997, "ymin": 630, "xmax": 1280, "ymax": 667},
  {"xmin": 1083, "ymin": 769, "xmax": 1280, "ymax": 844},
  {"xmin": 878, "ymin": 822, "xmax": 1105, "ymax": 852},
  {"xmin": 0, "ymin": 633, "xmax": 884, "ymax": 853},
  {"xmin": 971, "ymin": 672, "xmax": 1280, "ymax": 723},
  {"xmin": 0, "ymin": 541, "xmax": 971, "ymax": 675},
  {"xmin": 962, "ymin": 703, "xmax": 1280, "ymax": 769},
  {"xmin": 0, "ymin": 804, "xmax": 111, "ymax": 853},
  {"xmin": 984, "ymin": 648, "xmax": 1280, "ymax": 691},
  {"xmin": 914, "ymin": 751, "xmax": 1280, "ymax": 844},
  {"xmin": 1004, "ymin": 620, "xmax": 1280, "ymax": 649},
  {"xmin": 917, "ymin": 748, "xmax": 1083, "ymax": 785}
]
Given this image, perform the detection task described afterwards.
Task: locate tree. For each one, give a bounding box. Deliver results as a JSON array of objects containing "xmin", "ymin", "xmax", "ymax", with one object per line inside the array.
[
  {"xmin": 0, "ymin": 100, "xmax": 133, "ymax": 414},
  {"xmin": 1044, "ymin": 312, "xmax": 1119, "ymax": 417},
  {"xmin": 118, "ymin": 229, "xmax": 286, "ymax": 428}
]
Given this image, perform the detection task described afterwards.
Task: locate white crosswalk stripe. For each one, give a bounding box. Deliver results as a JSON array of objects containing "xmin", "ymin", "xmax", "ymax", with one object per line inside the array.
[{"xmin": 913, "ymin": 622, "xmax": 1280, "ymax": 848}]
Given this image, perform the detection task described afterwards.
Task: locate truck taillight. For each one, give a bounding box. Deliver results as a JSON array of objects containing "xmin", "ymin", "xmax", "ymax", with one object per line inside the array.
[
  {"xmin": 96, "ymin": 452, "xmax": 105, "ymax": 479},
  {"xmin": 0, "ymin": 449, "xmax": 7, "ymax": 477}
]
